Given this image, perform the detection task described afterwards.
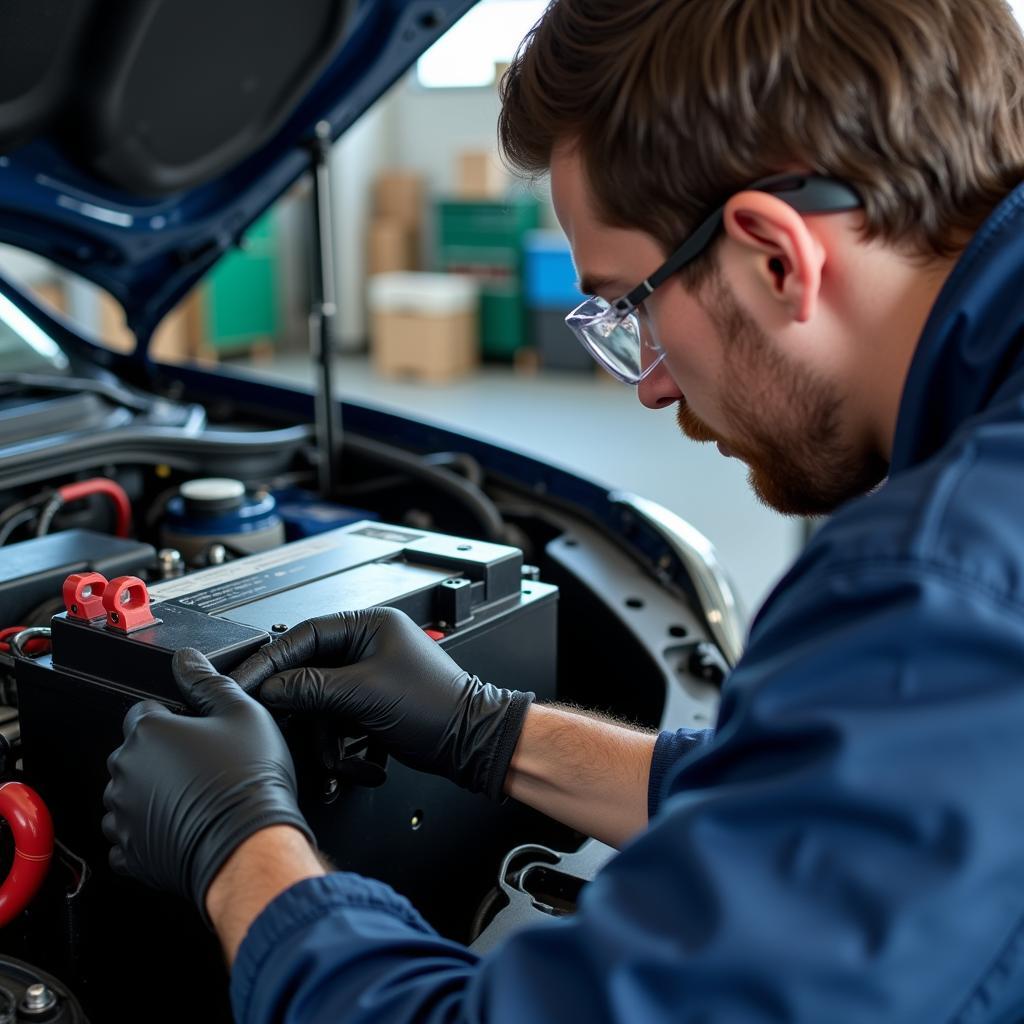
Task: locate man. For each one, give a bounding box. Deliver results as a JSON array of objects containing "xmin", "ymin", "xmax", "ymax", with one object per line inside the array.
[{"xmin": 103, "ymin": 0, "xmax": 1024, "ymax": 1020}]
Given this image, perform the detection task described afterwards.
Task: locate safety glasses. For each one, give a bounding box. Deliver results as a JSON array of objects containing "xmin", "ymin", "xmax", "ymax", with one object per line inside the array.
[{"xmin": 565, "ymin": 174, "xmax": 863, "ymax": 384}]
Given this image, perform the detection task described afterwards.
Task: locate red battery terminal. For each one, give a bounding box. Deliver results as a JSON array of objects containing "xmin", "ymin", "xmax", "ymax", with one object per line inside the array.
[
  {"xmin": 62, "ymin": 572, "xmax": 109, "ymax": 621},
  {"xmin": 103, "ymin": 576, "xmax": 159, "ymax": 633}
]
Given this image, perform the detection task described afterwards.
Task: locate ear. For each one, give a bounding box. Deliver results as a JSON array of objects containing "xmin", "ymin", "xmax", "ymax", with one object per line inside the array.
[{"xmin": 722, "ymin": 191, "xmax": 826, "ymax": 323}]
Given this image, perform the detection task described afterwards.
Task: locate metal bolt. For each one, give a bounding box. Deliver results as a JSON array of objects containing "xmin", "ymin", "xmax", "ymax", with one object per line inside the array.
[
  {"xmin": 158, "ymin": 549, "xmax": 184, "ymax": 579},
  {"xmin": 21, "ymin": 983, "xmax": 57, "ymax": 1014},
  {"xmin": 271, "ymin": 623, "xmax": 289, "ymax": 634},
  {"xmin": 207, "ymin": 544, "xmax": 227, "ymax": 566},
  {"xmin": 109, "ymin": 611, "xmax": 119, "ymax": 623}
]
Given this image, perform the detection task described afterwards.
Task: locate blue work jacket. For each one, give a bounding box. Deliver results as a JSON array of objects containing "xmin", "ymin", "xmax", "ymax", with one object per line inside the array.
[{"xmin": 231, "ymin": 183, "xmax": 1024, "ymax": 1024}]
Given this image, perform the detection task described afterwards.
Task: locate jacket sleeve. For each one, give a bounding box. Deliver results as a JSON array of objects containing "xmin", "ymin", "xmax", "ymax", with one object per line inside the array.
[
  {"xmin": 232, "ymin": 560, "xmax": 1024, "ymax": 1024},
  {"xmin": 648, "ymin": 727, "xmax": 715, "ymax": 818}
]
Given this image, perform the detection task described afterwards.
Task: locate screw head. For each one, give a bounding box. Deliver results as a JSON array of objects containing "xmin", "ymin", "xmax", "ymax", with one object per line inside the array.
[{"xmin": 21, "ymin": 983, "xmax": 57, "ymax": 1014}]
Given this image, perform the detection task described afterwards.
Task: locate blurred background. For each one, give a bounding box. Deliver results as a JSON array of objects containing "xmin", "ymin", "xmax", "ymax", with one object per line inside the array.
[{"xmin": 5, "ymin": 0, "xmax": 1022, "ymax": 615}]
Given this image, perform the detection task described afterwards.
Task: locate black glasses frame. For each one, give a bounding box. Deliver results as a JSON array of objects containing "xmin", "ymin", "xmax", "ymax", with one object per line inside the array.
[{"xmin": 611, "ymin": 174, "xmax": 864, "ymax": 315}]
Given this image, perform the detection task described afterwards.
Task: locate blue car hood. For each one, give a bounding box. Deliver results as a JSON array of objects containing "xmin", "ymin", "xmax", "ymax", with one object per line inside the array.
[{"xmin": 0, "ymin": 0, "xmax": 475, "ymax": 356}]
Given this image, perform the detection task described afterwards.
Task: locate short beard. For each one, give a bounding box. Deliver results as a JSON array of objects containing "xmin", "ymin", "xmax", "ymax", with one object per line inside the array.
[{"xmin": 677, "ymin": 271, "xmax": 887, "ymax": 517}]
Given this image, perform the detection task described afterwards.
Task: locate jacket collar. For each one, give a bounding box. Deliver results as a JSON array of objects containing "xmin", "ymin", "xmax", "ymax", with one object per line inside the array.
[{"xmin": 891, "ymin": 182, "xmax": 1024, "ymax": 474}]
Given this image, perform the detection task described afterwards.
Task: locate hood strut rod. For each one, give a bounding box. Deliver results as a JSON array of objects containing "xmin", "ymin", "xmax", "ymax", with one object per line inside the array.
[{"xmin": 309, "ymin": 120, "xmax": 343, "ymax": 498}]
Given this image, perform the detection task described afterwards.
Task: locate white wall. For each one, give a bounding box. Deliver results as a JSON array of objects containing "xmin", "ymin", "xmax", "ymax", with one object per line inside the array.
[
  {"xmin": 329, "ymin": 89, "xmax": 400, "ymax": 349},
  {"xmin": 392, "ymin": 79, "xmax": 504, "ymax": 196},
  {"xmin": 325, "ymin": 74, "xmax": 555, "ymax": 347}
]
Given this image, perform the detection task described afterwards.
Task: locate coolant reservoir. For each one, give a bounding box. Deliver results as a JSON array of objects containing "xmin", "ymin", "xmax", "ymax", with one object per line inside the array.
[{"xmin": 160, "ymin": 477, "xmax": 285, "ymax": 566}]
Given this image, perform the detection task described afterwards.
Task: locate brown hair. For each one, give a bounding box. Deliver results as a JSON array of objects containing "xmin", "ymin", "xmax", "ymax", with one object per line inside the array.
[{"xmin": 499, "ymin": 0, "xmax": 1024, "ymax": 271}]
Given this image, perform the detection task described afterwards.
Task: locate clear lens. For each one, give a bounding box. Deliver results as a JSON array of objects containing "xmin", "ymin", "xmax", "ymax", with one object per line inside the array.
[{"xmin": 565, "ymin": 297, "xmax": 665, "ymax": 384}]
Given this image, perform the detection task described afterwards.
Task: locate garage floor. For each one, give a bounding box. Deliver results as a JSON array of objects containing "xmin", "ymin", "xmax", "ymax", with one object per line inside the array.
[{"xmin": 246, "ymin": 353, "xmax": 802, "ymax": 618}]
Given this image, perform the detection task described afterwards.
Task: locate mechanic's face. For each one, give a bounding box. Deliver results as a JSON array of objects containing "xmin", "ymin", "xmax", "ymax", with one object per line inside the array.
[{"xmin": 550, "ymin": 147, "xmax": 886, "ymax": 517}]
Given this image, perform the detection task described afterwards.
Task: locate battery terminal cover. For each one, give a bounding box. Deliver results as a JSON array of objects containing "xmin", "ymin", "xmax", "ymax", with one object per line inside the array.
[
  {"xmin": 102, "ymin": 576, "xmax": 160, "ymax": 633},
  {"xmin": 62, "ymin": 572, "xmax": 108, "ymax": 621}
]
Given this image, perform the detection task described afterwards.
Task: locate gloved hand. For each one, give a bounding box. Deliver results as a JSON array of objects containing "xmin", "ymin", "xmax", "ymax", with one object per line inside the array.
[
  {"xmin": 232, "ymin": 607, "xmax": 534, "ymax": 802},
  {"xmin": 102, "ymin": 648, "xmax": 315, "ymax": 924}
]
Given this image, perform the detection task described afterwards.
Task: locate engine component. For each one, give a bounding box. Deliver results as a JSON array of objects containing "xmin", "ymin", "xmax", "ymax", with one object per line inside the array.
[
  {"xmin": 0, "ymin": 531, "xmax": 154, "ymax": 626},
  {"xmin": 99, "ymin": 578, "xmax": 158, "ymax": 634},
  {"xmin": 272, "ymin": 487, "xmax": 377, "ymax": 540},
  {"xmin": 156, "ymin": 549, "xmax": 184, "ymax": 580},
  {"xmin": 0, "ymin": 957, "xmax": 87, "ymax": 1023},
  {"xmin": 0, "ymin": 782, "xmax": 53, "ymax": 927},
  {"xmin": 14, "ymin": 521, "xmax": 566, "ymax": 1022},
  {"xmin": 36, "ymin": 520, "xmax": 553, "ymax": 706},
  {"xmin": 35, "ymin": 479, "xmax": 132, "ymax": 540},
  {"xmin": 160, "ymin": 478, "xmax": 285, "ymax": 565},
  {"xmin": 62, "ymin": 575, "xmax": 107, "ymax": 622}
]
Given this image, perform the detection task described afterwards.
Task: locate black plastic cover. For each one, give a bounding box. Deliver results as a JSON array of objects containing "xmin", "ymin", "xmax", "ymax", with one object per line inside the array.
[
  {"xmin": 0, "ymin": 0, "xmax": 356, "ymax": 195},
  {"xmin": 0, "ymin": 0, "xmax": 95, "ymax": 150},
  {"xmin": 0, "ymin": 529, "xmax": 154, "ymax": 625}
]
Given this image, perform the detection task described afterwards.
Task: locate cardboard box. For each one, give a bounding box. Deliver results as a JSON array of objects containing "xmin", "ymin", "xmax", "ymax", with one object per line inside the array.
[
  {"xmin": 369, "ymin": 272, "xmax": 479, "ymax": 383},
  {"xmin": 29, "ymin": 282, "xmax": 68, "ymax": 315},
  {"xmin": 367, "ymin": 218, "xmax": 419, "ymax": 276},
  {"xmin": 372, "ymin": 309, "xmax": 478, "ymax": 383},
  {"xmin": 100, "ymin": 290, "xmax": 207, "ymax": 361},
  {"xmin": 373, "ymin": 171, "xmax": 426, "ymax": 227},
  {"xmin": 456, "ymin": 150, "xmax": 508, "ymax": 200}
]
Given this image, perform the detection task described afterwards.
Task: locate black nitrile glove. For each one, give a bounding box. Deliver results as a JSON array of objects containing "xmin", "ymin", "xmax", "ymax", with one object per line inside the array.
[
  {"xmin": 232, "ymin": 607, "xmax": 534, "ymax": 802},
  {"xmin": 102, "ymin": 648, "xmax": 315, "ymax": 924}
]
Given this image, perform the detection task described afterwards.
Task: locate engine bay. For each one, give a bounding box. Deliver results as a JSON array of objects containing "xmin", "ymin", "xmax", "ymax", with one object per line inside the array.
[{"xmin": 0, "ymin": 368, "xmax": 724, "ymax": 1022}]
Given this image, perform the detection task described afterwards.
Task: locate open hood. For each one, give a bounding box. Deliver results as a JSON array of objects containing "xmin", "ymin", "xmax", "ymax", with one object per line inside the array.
[{"xmin": 0, "ymin": 0, "xmax": 476, "ymax": 354}]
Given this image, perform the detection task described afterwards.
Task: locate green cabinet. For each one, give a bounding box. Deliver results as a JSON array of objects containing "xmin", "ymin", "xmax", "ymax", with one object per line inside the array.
[
  {"xmin": 204, "ymin": 211, "xmax": 281, "ymax": 354},
  {"xmin": 435, "ymin": 197, "xmax": 541, "ymax": 360}
]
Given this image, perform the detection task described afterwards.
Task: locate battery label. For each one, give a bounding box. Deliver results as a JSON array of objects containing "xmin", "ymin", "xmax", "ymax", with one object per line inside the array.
[
  {"xmin": 352, "ymin": 526, "xmax": 424, "ymax": 544},
  {"xmin": 148, "ymin": 531, "xmax": 407, "ymax": 613}
]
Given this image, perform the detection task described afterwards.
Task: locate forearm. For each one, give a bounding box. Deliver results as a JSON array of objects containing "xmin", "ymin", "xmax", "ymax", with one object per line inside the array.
[
  {"xmin": 504, "ymin": 703, "xmax": 657, "ymax": 848},
  {"xmin": 206, "ymin": 825, "xmax": 326, "ymax": 965}
]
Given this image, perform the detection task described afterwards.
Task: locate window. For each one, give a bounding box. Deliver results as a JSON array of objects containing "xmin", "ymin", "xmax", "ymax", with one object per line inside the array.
[{"xmin": 416, "ymin": 0, "xmax": 548, "ymax": 89}]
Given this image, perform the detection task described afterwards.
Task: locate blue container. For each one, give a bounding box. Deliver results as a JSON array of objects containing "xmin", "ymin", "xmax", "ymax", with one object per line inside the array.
[
  {"xmin": 272, "ymin": 488, "xmax": 378, "ymax": 541},
  {"xmin": 524, "ymin": 230, "xmax": 581, "ymax": 308}
]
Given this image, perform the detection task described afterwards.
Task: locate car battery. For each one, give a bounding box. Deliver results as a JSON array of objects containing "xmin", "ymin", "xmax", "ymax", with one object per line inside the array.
[
  {"xmin": 14, "ymin": 521, "xmax": 565, "ymax": 1013},
  {"xmin": 0, "ymin": 529, "xmax": 155, "ymax": 625}
]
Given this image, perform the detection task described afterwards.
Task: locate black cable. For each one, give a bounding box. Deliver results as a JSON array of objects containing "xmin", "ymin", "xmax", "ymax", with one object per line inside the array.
[
  {"xmin": 144, "ymin": 486, "xmax": 182, "ymax": 531},
  {"xmin": 0, "ymin": 509, "xmax": 39, "ymax": 546},
  {"xmin": 423, "ymin": 452, "xmax": 485, "ymax": 487},
  {"xmin": 469, "ymin": 886, "xmax": 509, "ymax": 942},
  {"xmin": 336, "ymin": 474, "xmax": 407, "ymax": 499},
  {"xmin": 336, "ymin": 454, "xmax": 479, "ymax": 501},
  {"xmin": 34, "ymin": 495, "xmax": 64, "ymax": 537},
  {"xmin": 343, "ymin": 435, "xmax": 507, "ymax": 542},
  {"xmin": 0, "ymin": 492, "xmax": 50, "ymax": 535}
]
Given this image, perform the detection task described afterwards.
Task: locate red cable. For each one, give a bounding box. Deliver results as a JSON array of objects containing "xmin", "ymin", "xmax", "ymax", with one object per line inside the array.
[
  {"xmin": 0, "ymin": 782, "xmax": 53, "ymax": 926},
  {"xmin": 0, "ymin": 627, "xmax": 48, "ymax": 656},
  {"xmin": 56, "ymin": 478, "xmax": 132, "ymax": 538}
]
